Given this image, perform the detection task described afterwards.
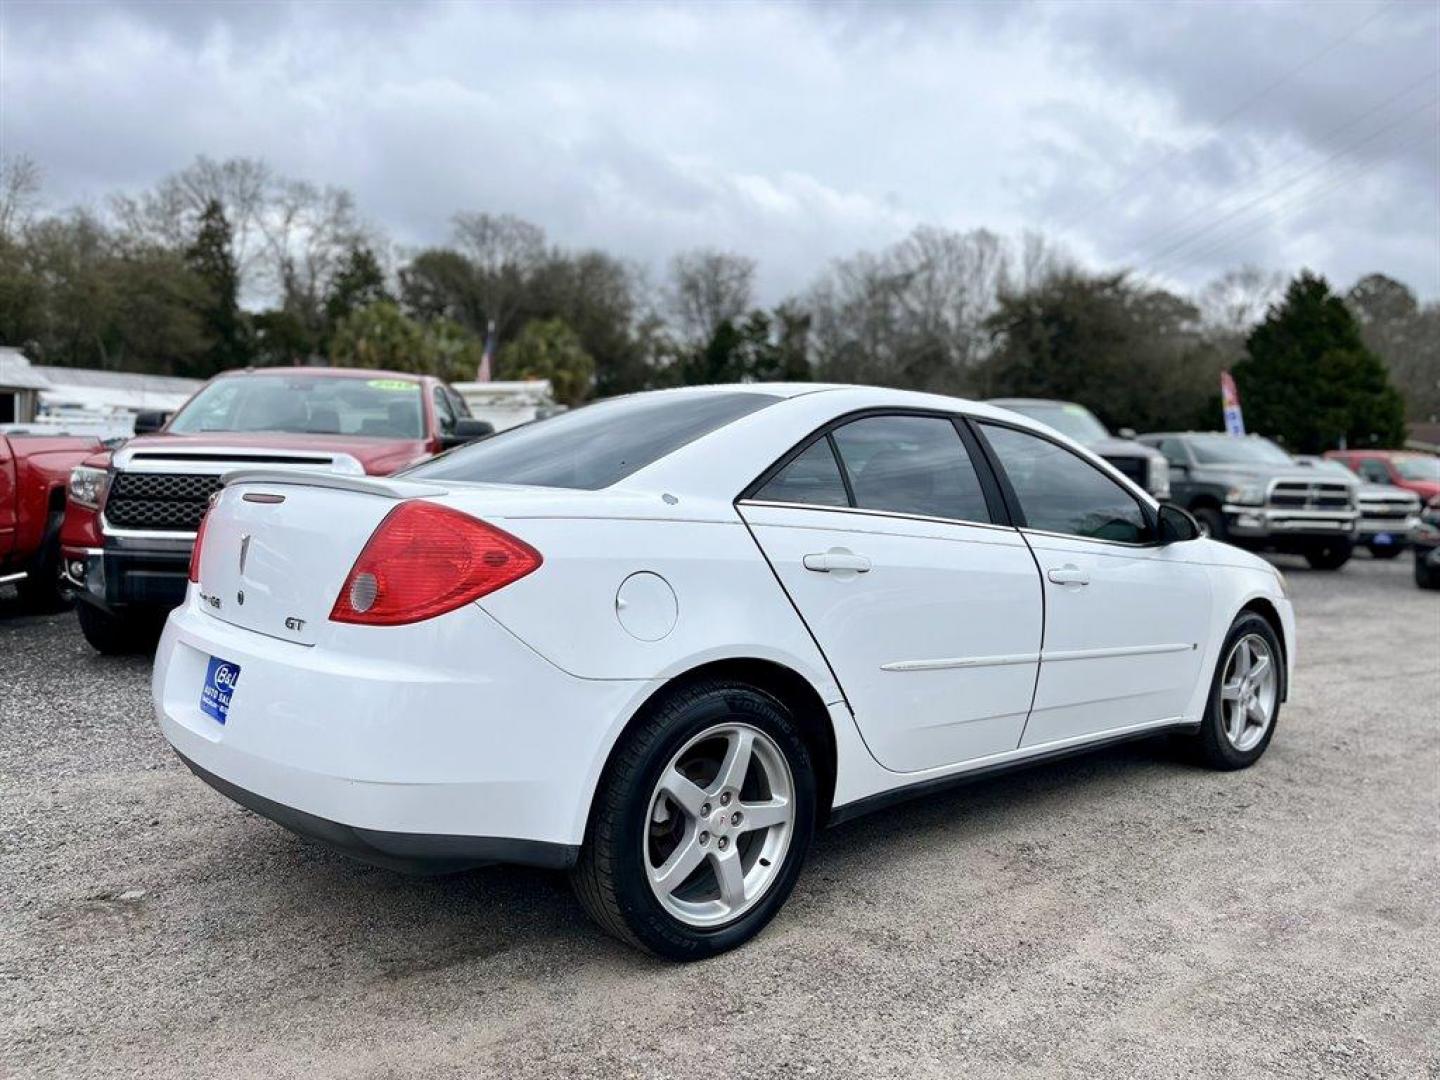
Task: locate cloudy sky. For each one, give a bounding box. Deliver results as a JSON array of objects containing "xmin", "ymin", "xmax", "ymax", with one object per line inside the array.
[{"xmin": 2, "ymin": 0, "xmax": 1437, "ymax": 302}]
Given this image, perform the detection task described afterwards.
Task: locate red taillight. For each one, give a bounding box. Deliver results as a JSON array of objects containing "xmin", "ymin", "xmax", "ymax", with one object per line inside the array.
[
  {"xmin": 188, "ymin": 510, "xmax": 211, "ymax": 583},
  {"xmin": 329, "ymin": 501, "xmax": 542, "ymax": 626}
]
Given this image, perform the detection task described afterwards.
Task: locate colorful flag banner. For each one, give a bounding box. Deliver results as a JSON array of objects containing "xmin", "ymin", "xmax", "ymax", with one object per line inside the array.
[{"xmin": 1220, "ymin": 370, "xmax": 1245, "ymax": 436}]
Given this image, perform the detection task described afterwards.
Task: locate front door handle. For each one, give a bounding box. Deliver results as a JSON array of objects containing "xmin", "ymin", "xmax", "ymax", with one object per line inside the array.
[
  {"xmin": 1046, "ymin": 565, "xmax": 1090, "ymax": 586},
  {"xmin": 803, "ymin": 551, "xmax": 871, "ymax": 574}
]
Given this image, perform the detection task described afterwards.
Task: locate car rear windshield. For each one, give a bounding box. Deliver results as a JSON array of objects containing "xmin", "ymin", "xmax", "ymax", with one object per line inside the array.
[
  {"xmin": 404, "ymin": 390, "xmax": 781, "ymax": 490},
  {"xmin": 168, "ymin": 374, "xmax": 424, "ymax": 438}
]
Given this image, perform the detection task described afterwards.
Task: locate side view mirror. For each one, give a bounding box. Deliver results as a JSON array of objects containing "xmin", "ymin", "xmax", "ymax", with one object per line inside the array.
[
  {"xmin": 1157, "ymin": 503, "xmax": 1201, "ymax": 544},
  {"xmin": 441, "ymin": 417, "xmax": 494, "ymax": 449},
  {"xmin": 132, "ymin": 410, "xmax": 168, "ymax": 435}
]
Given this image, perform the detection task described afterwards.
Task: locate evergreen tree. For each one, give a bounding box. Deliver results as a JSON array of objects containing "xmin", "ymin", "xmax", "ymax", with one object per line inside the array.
[
  {"xmin": 324, "ymin": 245, "xmax": 389, "ymax": 332},
  {"xmin": 183, "ymin": 198, "xmax": 249, "ymax": 375},
  {"xmin": 1234, "ymin": 271, "xmax": 1406, "ymax": 452}
]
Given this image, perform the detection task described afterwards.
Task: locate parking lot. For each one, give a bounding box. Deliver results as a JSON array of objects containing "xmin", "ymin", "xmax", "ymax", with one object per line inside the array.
[{"xmin": 0, "ymin": 555, "xmax": 1435, "ymax": 1079}]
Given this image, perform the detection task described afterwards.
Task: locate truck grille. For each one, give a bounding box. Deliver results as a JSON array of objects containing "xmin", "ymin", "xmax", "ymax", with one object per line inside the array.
[
  {"xmin": 1269, "ymin": 480, "xmax": 1352, "ymax": 510},
  {"xmin": 105, "ymin": 472, "xmax": 224, "ymax": 531}
]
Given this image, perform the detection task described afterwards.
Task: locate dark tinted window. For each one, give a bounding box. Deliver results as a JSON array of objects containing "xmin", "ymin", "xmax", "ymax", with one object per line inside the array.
[
  {"xmin": 753, "ymin": 438, "xmax": 849, "ymax": 507},
  {"xmin": 432, "ymin": 386, "xmax": 456, "ymax": 435},
  {"xmin": 982, "ymin": 423, "xmax": 1151, "ymax": 543},
  {"xmin": 406, "ymin": 390, "xmax": 779, "ymax": 490},
  {"xmin": 832, "ymin": 415, "xmax": 992, "ymax": 524}
]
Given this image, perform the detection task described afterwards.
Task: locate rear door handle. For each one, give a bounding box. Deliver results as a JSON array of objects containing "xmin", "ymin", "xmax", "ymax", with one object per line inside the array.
[
  {"xmin": 1046, "ymin": 565, "xmax": 1090, "ymax": 586},
  {"xmin": 803, "ymin": 552, "xmax": 871, "ymax": 574}
]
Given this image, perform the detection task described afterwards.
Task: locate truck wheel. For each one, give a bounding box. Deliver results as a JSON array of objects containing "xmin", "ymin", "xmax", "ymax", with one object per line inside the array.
[
  {"xmin": 76, "ymin": 602, "xmax": 160, "ymax": 656},
  {"xmin": 1304, "ymin": 540, "xmax": 1353, "ymax": 571},
  {"xmin": 571, "ymin": 680, "xmax": 816, "ymax": 960},
  {"xmin": 1417, "ymin": 554, "xmax": 1440, "ymax": 590},
  {"xmin": 1192, "ymin": 506, "xmax": 1226, "ymax": 541},
  {"xmin": 16, "ymin": 513, "xmax": 69, "ymax": 612}
]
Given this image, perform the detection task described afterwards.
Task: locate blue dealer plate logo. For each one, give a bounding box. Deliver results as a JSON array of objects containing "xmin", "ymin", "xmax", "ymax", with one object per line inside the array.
[{"xmin": 200, "ymin": 657, "xmax": 241, "ymax": 725}]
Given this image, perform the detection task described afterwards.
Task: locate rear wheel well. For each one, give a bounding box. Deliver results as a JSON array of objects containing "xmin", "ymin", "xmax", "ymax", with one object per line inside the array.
[
  {"xmin": 1239, "ymin": 598, "xmax": 1287, "ymax": 700},
  {"xmin": 603, "ymin": 659, "xmax": 838, "ymax": 828}
]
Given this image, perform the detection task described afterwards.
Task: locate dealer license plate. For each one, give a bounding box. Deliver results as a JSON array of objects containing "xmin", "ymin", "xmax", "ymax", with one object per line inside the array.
[{"xmin": 200, "ymin": 656, "xmax": 241, "ymax": 725}]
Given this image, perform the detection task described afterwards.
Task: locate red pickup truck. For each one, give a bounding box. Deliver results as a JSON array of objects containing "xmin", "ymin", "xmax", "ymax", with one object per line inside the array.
[
  {"xmin": 61, "ymin": 367, "xmax": 491, "ymax": 653},
  {"xmin": 1325, "ymin": 450, "xmax": 1440, "ymax": 502},
  {"xmin": 1, "ymin": 431, "xmax": 105, "ymax": 610}
]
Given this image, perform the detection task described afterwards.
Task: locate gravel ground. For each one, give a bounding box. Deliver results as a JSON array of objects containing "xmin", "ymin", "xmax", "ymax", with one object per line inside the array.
[{"xmin": 1, "ymin": 554, "xmax": 1437, "ymax": 1079}]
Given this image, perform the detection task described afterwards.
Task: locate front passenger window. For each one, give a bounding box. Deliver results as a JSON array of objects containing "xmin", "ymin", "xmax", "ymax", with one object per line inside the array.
[
  {"xmin": 981, "ymin": 423, "xmax": 1152, "ymax": 543},
  {"xmin": 831, "ymin": 415, "xmax": 992, "ymax": 524}
]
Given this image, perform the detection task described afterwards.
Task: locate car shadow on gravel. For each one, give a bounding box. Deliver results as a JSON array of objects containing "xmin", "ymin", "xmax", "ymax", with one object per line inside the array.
[{"xmin": 200, "ymin": 735, "xmax": 1191, "ymax": 972}]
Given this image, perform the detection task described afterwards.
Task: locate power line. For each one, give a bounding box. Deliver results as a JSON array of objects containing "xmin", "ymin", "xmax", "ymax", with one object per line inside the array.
[
  {"xmin": 1140, "ymin": 114, "xmax": 1439, "ymax": 284},
  {"xmin": 1049, "ymin": 0, "xmax": 1399, "ymax": 236},
  {"xmin": 1125, "ymin": 67, "xmax": 1438, "ymax": 263},
  {"xmin": 1133, "ymin": 91, "xmax": 1439, "ymax": 275}
]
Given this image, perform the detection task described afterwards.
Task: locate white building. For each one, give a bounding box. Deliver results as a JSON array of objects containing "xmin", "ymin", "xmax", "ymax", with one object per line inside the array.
[
  {"xmin": 452, "ymin": 379, "xmax": 562, "ymax": 432},
  {"xmin": 0, "ymin": 348, "xmax": 202, "ymax": 437}
]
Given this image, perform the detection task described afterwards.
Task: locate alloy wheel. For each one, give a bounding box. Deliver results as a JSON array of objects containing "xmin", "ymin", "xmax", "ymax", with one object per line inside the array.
[
  {"xmin": 1219, "ymin": 633, "xmax": 1278, "ymax": 753},
  {"xmin": 643, "ymin": 723, "xmax": 795, "ymax": 928}
]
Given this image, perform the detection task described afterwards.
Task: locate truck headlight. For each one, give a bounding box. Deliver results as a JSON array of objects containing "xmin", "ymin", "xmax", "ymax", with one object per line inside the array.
[
  {"xmin": 1226, "ymin": 483, "xmax": 1265, "ymax": 506},
  {"xmin": 1147, "ymin": 456, "xmax": 1170, "ymax": 499},
  {"xmin": 68, "ymin": 466, "xmax": 110, "ymax": 510}
]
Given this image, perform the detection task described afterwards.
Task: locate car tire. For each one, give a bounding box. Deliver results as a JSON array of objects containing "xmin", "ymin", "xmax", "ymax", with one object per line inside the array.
[
  {"xmin": 1367, "ymin": 543, "xmax": 1403, "ymax": 560},
  {"xmin": 76, "ymin": 602, "xmax": 161, "ymax": 656},
  {"xmin": 16, "ymin": 513, "xmax": 69, "ymax": 613},
  {"xmin": 1416, "ymin": 553, "xmax": 1440, "ymax": 590},
  {"xmin": 1303, "ymin": 539, "xmax": 1353, "ymax": 571},
  {"xmin": 571, "ymin": 679, "xmax": 817, "ymax": 960},
  {"xmin": 1188, "ymin": 612, "xmax": 1284, "ymax": 771},
  {"xmin": 1192, "ymin": 505, "xmax": 1226, "ymax": 542}
]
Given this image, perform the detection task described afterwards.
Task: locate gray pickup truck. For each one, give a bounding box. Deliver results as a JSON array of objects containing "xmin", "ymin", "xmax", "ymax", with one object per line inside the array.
[
  {"xmin": 985, "ymin": 399, "xmax": 1170, "ymax": 499},
  {"xmin": 1138, "ymin": 432, "xmax": 1359, "ymax": 570}
]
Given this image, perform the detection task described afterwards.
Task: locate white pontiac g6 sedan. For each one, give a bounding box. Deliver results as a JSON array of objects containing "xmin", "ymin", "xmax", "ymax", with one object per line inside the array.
[{"xmin": 154, "ymin": 384, "xmax": 1294, "ymax": 959}]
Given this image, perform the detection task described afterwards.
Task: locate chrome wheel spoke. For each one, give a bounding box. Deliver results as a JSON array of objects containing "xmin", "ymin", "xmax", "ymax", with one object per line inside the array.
[
  {"xmin": 1221, "ymin": 678, "xmax": 1243, "ymax": 702},
  {"xmin": 1226, "ymin": 705, "xmax": 1246, "ymax": 743},
  {"xmin": 659, "ymin": 767, "xmax": 708, "ymax": 819},
  {"xmin": 711, "ymin": 849, "xmax": 747, "ymax": 909},
  {"xmin": 1247, "ymin": 698, "xmax": 1267, "ymax": 724},
  {"xmin": 713, "ymin": 729, "xmax": 755, "ymax": 794},
  {"xmin": 1247, "ymin": 654, "xmax": 1271, "ymax": 685},
  {"xmin": 649, "ymin": 834, "xmax": 705, "ymax": 895},
  {"xmin": 738, "ymin": 797, "xmax": 789, "ymax": 832}
]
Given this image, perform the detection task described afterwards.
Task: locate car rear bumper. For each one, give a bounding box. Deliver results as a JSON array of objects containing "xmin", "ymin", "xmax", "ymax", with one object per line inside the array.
[
  {"xmin": 153, "ymin": 591, "xmax": 653, "ymax": 865},
  {"xmin": 173, "ymin": 750, "xmax": 578, "ymax": 873}
]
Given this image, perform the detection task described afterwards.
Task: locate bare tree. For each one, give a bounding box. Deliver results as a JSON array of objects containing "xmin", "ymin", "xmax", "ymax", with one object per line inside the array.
[
  {"xmin": 1195, "ymin": 266, "xmax": 1285, "ymax": 334},
  {"xmin": 807, "ymin": 227, "xmax": 1062, "ymax": 393},
  {"xmin": 450, "ymin": 211, "xmax": 547, "ymax": 335},
  {"xmin": 0, "ymin": 155, "xmax": 42, "ymax": 242},
  {"xmin": 667, "ymin": 249, "xmax": 756, "ymax": 343}
]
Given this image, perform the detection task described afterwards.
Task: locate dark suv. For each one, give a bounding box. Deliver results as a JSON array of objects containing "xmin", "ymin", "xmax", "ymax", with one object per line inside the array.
[{"xmin": 1139, "ymin": 432, "xmax": 1358, "ymax": 570}]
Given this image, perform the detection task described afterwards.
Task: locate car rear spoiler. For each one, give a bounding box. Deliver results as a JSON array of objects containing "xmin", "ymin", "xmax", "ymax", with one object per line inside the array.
[{"xmin": 221, "ymin": 469, "xmax": 447, "ymax": 500}]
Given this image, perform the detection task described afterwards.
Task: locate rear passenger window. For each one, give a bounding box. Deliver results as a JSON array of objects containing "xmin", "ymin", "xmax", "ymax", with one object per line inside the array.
[
  {"xmin": 752, "ymin": 438, "xmax": 849, "ymax": 507},
  {"xmin": 832, "ymin": 415, "xmax": 992, "ymax": 524},
  {"xmin": 981, "ymin": 423, "xmax": 1151, "ymax": 543}
]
